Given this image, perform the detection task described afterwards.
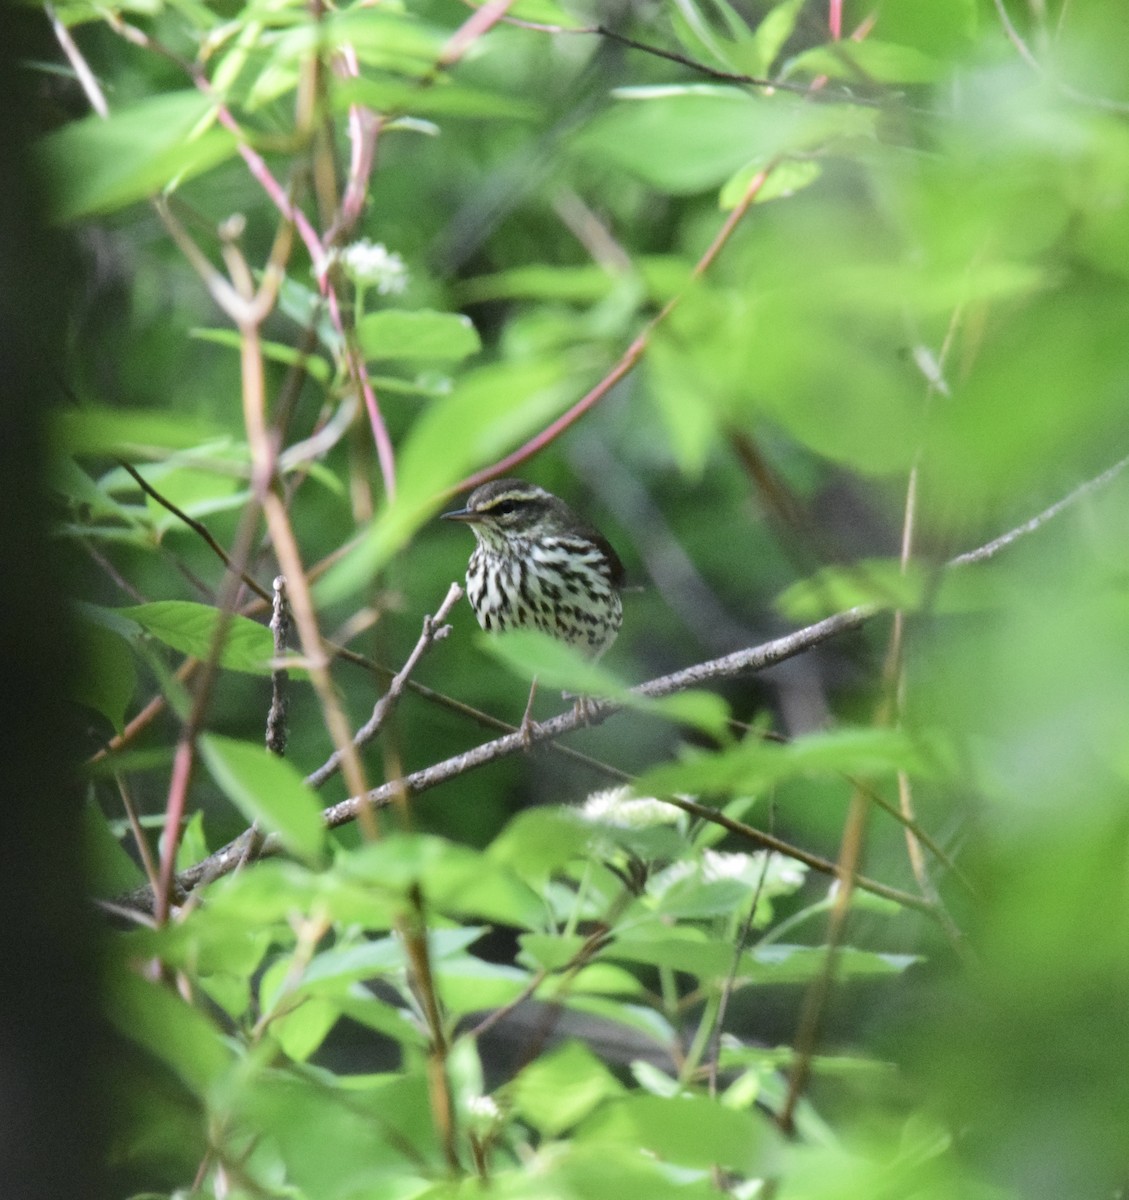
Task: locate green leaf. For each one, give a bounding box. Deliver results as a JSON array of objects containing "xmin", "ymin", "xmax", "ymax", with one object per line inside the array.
[
  {"xmin": 481, "ymin": 629, "xmax": 628, "ymax": 697},
  {"xmin": 257, "ymin": 9, "xmax": 443, "ymax": 83},
  {"xmin": 480, "ymin": 629, "xmax": 731, "ymax": 736},
  {"xmin": 501, "ymin": 0, "xmax": 584, "ymax": 26},
  {"xmin": 668, "ymin": 1, "xmax": 745, "ymax": 77},
  {"xmin": 356, "ymin": 309, "xmax": 481, "ymax": 363},
  {"xmin": 601, "ymin": 930, "xmax": 735, "ymax": 978},
  {"xmin": 292, "ymin": 936, "xmax": 411, "ymax": 991},
  {"xmin": 786, "ymin": 38, "xmax": 944, "ymax": 84},
  {"xmin": 340, "ymin": 835, "xmax": 545, "ymax": 929},
  {"xmin": 742, "ymin": 0, "xmax": 806, "ymax": 75},
  {"xmin": 334, "ymin": 990, "xmax": 428, "ymax": 1051},
  {"xmin": 577, "ymin": 1092, "xmax": 773, "ymax": 1174},
  {"xmin": 53, "ymin": 406, "xmax": 224, "ymax": 457},
  {"xmin": 319, "ymin": 9, "xmax": 444, "ymax": 73},
  {"xmin": 509, "ymin": 796, "xmax": 687, "ymax": 874},
  {"xmin": 572, "ymin": 85, "xmax": 768, "ymax": 194},
  {"xmin": 124, "ymin": 460, "xmax": 247, "ymax": 531},
  {"xmin": 720, "ymin": 157, "xmax": 823, "ymax": 209},
  {"xmin": 240, "ymin": 1070, "xmax": 436, "ymax": 1195},
  {"xmin": 511, "ymin": 1041, "xmax": 626, "ymax": 1135},
  {"xmin": 119, "ymin": 602, "xmax": 274, "ymax": 674},
  {"xmin": 203, "ymin": 857, "xmax": 396, "ymax": 931},
  {"xmin": 37, "ymin": 90, "xmax": 237, "ymax": 222},
  {"xmin": 747, "ymin": 944, "xmax": 918, "ymax": 984},
  {"xmin": 335, "ymin": 78, "xmax": 536, "ymax": 121},
  {"xmin": 635, "ymin": 726, "xmax": 927, "ymax": 798},
  {"xmin": 518, "ymin": 931, "xmax": 589, "ymax": 972},
  {"xmin": 396, "ymin": 358, "xmax": 573, "ymax": 498},
  {"xmin": 560, "ymin": 994, "xmax": 680, "ymax": 1051},
  {"xmin": 672, "ymin": 0, "xmax": 804, "ymax": 79},
  {"xmin": 646, "ymin": 336, "xmax": 720, "ymax": 475},
  {"xmin": 55, "ymin": 457, "xmax": 146, "ymax": 527},
  {"xmin": 487, "ymin": 806, "xmax": 597, "ymax": 882},
  {"xmin": 437, "ymin": 859, "xmax": 547, "ymax": 930},
  {"xmin": 106, "ymin": 968, "xmax": 233, "ymax": 1098},
  {"xmin": 435, "ymin": 957, "xmax": 531, "ymax": 1017},
  {"xmin": 191, "ymin": 327, "xmax": 333, "ymax": 384},
  {"xmin": 570, "ymin": 963, "xmax": 647, "ymax": 999},
  {"xmin": 501, "ymin": 1141, "xmax": 725, "ymax": 1198},
  {"xmin": 271, "ymin": 995, "xmax": 339, "ymax": 1062},
  {"xmin": 872, "ymin": 0, "xmax": 978, "ymax": 57},
  {"xmin": 200, "ymin": 734, "xmax": 325, "ymax": 861},
  {"xmin": 650, "ymin": 689, "xmax": 732, "ymax": 736},
  {"xmin": 74, "ymin": 617, "xmax": 136, "ymax": 731},
  {"xmin": 458, "ymin": 263, "xmax": 628, "ymax": 304},
  {"xmin": 51, "ymin": 0, "xmax": 163, "ymax": 19},
  {"xmin": 775, "ymin": 558, "xmax": 923, "ymax": 622},
  {"xmin": 650, "ymin": 876, "xmax": 762, "ymax": 921},
  {"xmin": 140, "ymin": 902, "xmax": 274, "ymax": 984},
  {"xmin": 176, "ymin": 810, "xmax": 209, "ymax": 872},
  {"xmin": 573, "ymin": 88, "xmax": 873, "ymax": 197},
  {"xmin": 84, "ymin": 798, "xmax": 145, "ymax": 895}
]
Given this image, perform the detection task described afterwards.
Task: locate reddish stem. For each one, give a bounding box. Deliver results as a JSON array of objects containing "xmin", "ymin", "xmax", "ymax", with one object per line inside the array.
[
  {"xmin": 454, "ymin": 165, "xmax": 774, "ymax": 495},
  {"xmin": 155, "ymin": 738, "xmax": 195, "ymax": 924}
]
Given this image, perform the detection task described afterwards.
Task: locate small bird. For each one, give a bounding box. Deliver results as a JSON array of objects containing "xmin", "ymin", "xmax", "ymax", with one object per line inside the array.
[{"xmin": 442, "ymin": 478, "xmax": 625, "ymax": 738}]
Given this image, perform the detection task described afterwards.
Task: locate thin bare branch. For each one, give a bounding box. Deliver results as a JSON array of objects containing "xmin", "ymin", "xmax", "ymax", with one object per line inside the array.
[
  {"xmin": 949, "ymin": 452, "xmax": 1129, "ymax": 566},
  {"xmin": 47, "ymin": 5, "xmax": 109, "ymax": 116},
  {"xmin": 119, "ymin": 461, "xmax": 272, "ymax": 604},
  {"xmin": 306, "ymin": 583, "xmax": 463, "ymax": 789},
  {"xmin": 266, "ymin": 576, "xmax": 292, "ymax": 756}
]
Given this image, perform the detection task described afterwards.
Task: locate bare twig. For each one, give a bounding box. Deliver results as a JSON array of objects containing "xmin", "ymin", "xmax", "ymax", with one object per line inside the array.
[
  {"xmin": 305, "ymin": 583, "xmax": 463, "ymax": 789},
  {"xmin": 266, "ymin": 576, "xmax": 291, "ymax": 756},
  {"xmin": 119, "ymin": 461, "xmax": 273, "ymax": 604},
  {"xmin": 114, "ymin": 773, "xmax": 160, "ymax": 894},
  {"xmin": 659, "ymin": 795, "xmax": 929, "ymax": 914},
  {"xmin": 949, "ymin": 452, "xmax": 1129, "ymax": 566},
  {"xmin": 439, "ymin": 0, "xmax": 519, "ymax": 69},
  {"xmin": 47, "ymin": 5, "xmax": 109, "ymax": 116}
]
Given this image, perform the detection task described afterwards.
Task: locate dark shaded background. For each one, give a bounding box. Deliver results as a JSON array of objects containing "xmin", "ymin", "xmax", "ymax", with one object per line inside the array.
[{"xmin": 0, "ymin": 7, "xmax": 105, "ymax": 1197}]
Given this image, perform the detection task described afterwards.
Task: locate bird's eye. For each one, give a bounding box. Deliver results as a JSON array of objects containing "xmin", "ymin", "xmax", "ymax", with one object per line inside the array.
[{"xmin": 493, "ymin": 499, "xmax": 518, "ymax": 517}]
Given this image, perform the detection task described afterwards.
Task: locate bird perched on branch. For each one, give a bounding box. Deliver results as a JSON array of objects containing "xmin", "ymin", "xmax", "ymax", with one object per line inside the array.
[{"xmin": 442, "ymin": 478, "xmax": 625, "ymax": 741}]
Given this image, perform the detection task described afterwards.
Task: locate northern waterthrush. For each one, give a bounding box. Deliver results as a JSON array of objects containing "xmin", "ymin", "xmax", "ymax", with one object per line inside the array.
[{"xmin": 442, "ymin": 478, "xmax": 625, "ymax": 734}]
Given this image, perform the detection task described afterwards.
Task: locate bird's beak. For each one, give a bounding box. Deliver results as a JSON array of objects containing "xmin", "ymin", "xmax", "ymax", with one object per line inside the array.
[{"xmin": 441, "ymin": 505, "xmax": 477, "ymax": 523}]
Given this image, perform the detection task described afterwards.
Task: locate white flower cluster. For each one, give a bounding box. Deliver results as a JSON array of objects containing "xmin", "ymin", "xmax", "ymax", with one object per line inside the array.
[
  {"xmin": 466, "ymin": 1094, "xmax": 502, "ymax": 1130},
  {"xmin": 336, "ymin": 239, "xmax": 409, "ymax": 294},
  {"xmin": 580, "ymin": 786, "xmax": 681, "ymax": 830},
  {"xmin": 649, "ymin": 850, "xmax": 807, "ymax": 896}
]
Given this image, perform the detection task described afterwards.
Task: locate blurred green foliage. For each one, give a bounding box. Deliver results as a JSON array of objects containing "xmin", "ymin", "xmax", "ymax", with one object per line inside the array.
[{"xmin": 33, "ymin": 0, "xmax": 1129, "ymax": 1194}]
